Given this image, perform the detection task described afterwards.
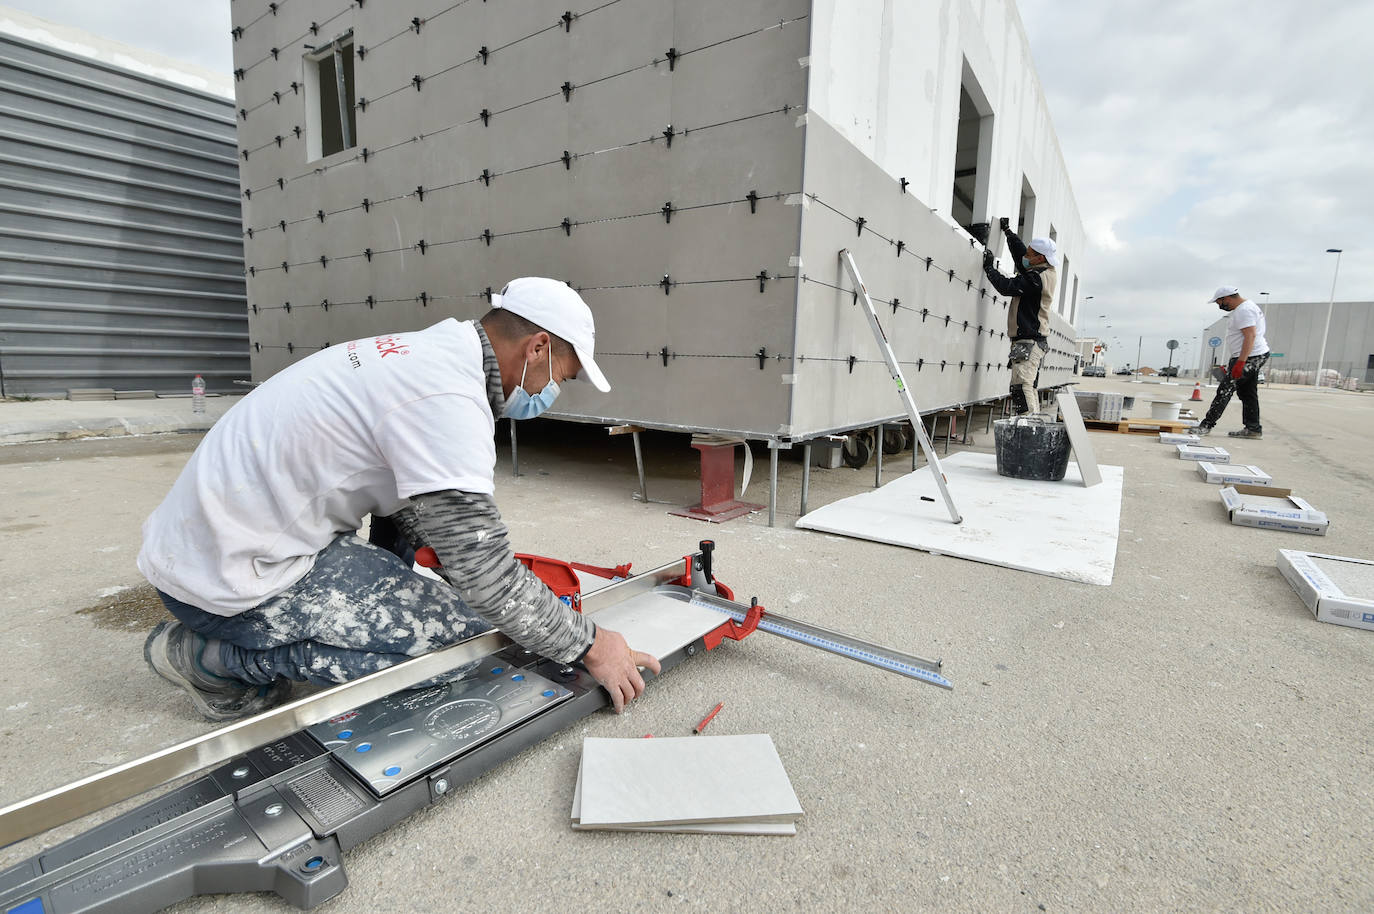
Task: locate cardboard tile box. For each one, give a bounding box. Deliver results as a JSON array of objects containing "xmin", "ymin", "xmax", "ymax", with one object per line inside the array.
[
  {"xmin": 1178, "ymin": 444, "xmax": 1230, "ymax": 463},
  {"xmin": 1196, "ymin": 462, "xmax": 1273, "ymax": 486},
  {"xmin": 1219, "ymin": 485, "xmax": 1328, "ymax": 535},
  {"xmin": 1277, "ymin": 549, "xmax": 1374, "ymax": 632},
  {"xmin": 1160, "ymin": 431, "xmax": 1200, "ymax": 445}
]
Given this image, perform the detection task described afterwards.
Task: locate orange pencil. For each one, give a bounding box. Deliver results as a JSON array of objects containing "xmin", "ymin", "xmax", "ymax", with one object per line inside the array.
[{"xmin": 693, "ymin": 702, "xmax": 724, "ymax": 734}]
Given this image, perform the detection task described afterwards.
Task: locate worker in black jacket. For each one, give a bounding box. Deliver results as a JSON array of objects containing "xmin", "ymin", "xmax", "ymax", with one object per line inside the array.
[{"xmin": 982, "ymin": 217, "xmax": 1060, "ymax": 414}]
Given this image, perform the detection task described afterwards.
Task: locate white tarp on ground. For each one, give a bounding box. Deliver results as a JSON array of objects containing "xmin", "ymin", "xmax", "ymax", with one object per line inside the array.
[{"xmin": 796, "ymin": 452, "xmax": 1125, "ymax": 586}]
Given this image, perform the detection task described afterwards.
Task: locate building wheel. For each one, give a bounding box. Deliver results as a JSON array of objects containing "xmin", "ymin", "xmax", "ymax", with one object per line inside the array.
[{"xmin": 842, "ymin": 432, "xmax": 873, "ymax": 468}]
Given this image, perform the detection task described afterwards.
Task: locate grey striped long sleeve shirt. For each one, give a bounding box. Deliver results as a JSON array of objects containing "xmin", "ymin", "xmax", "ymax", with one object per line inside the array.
[{"xmin": 383, "ymin": 324, "xmax": 596, "ymax": 664}]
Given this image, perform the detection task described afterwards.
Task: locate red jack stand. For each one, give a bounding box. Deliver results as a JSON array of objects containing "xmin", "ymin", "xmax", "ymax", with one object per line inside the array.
[{"xmin": 669, "ymin": 440, "xmax": 763, "ymax": 523}]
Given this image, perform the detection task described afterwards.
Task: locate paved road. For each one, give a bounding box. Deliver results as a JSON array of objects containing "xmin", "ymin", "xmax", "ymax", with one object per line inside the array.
[{"xmin": 1, "ymin": 382, "xmax": 1370, "ymax": 912}]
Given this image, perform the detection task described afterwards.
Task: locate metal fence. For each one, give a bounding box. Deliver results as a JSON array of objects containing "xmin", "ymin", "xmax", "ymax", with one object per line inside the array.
[{"xmin": 0, "ymin": 33, "xmax": 248, "ymax": 397}]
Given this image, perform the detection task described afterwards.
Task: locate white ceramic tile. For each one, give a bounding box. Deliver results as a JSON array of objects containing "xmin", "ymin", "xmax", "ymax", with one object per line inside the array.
[
  {"xmin": 576, "ymin": 735, "xmax": 803, "ymax": 828},
  {"xmin": 1056, "ymin": 392, "xmax": 1102, "ymax": 488},
  {"xmin": 796, "ymin": 452, "xmax": 1124, "ymax": 586},
  {"xmin": 586, "ymin": 591, "xmax": 729, "ymax": 661}
]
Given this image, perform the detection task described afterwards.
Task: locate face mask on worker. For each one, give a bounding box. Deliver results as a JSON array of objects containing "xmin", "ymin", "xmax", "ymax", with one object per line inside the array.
[
  {"xmin": 502, "ymin": 343, "xmax": 560, "ymax": 420},
  {"xmin": 1021, "ymin": 255, "xmax": 1034, "ymax": 270}
]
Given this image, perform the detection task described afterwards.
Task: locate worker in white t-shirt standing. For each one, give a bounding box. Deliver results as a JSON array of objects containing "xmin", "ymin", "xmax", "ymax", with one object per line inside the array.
[
  {"xmin": 1197, "ymin": 285, "xmax": 1271, "ymax": 439},
  {"xmin": 137, "ymin": 278, "xmax": 661, "ymax": 721}
]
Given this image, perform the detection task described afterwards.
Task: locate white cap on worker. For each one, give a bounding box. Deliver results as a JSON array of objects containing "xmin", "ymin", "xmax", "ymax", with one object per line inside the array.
[
  {"xmin": 1209, "ymin": 285, "xmax": 1239, "ymax": 302},
  {"xmin": 1028, "ymin": 237, "xmax": 1060, "ymax": 268},
  {"xmin": 492, "ymin": 277, "xmax": 611, "ymax": 392}
]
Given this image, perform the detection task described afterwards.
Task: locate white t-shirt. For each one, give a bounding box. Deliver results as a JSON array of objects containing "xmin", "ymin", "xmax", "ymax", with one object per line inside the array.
[
  {"xmin": 1226, "ymin": 300, "xmax": 1270, "ymax": 358},
  {"xmin": 138, "ymin": 319, "xmax": 496, "ymax": 615}
]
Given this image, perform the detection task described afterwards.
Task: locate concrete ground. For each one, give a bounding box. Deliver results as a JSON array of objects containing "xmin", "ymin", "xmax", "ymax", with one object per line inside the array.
[{"xmin": 1, "ymin": 379, "xmax": 1371, "ymax": 912}]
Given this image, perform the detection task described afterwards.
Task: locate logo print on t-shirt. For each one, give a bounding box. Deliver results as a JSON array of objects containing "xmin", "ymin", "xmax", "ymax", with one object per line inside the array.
[{"xmin": 375, "ymin": 334, "xmax": 410, "ymax": 358}]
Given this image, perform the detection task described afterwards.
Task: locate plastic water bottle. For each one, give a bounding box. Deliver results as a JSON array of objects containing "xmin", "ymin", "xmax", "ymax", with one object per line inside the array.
[{"xmin": 192, "ymin": 374, "xmax": 206, "ymax": 414}]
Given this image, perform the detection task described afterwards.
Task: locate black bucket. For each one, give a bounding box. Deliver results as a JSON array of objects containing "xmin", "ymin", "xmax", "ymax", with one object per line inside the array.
[{"xmin": 993, "ymin": 417, "xmax": 1072, "ymax": 481}]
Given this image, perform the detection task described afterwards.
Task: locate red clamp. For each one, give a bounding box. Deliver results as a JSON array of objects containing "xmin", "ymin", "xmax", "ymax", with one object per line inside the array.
[
  {"xmin": 702, "ymin": 598, "xmax": 765, "ymax": 650},
  {"xmin": 414, "ymin": 548, "xmax": 631, "ymax": 614}
]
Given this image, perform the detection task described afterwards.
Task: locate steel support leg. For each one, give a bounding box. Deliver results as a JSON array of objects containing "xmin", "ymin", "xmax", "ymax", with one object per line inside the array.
[
  {"xmin": 632, "ymin": 431, "xmax": 647, "ymax": 503},
  {"xmin": 800, "ymin": 444, "xmax": 812, "ymax": 516},
  {"xmin": 768, "ymin": 443, "xmax": 779, "ymax": 527},
  {"xmin": 873, "ymin": 424, "xmax": 883, "ymax": 488},
  {"xmin": 509, "ymin": 419, "xmax": 519, "ymax": 477}
]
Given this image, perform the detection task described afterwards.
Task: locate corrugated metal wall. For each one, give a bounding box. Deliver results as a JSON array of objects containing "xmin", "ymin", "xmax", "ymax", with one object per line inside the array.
[{"xmin": 0, "ymin": 32, "xmax": 248, "ymax": 397}]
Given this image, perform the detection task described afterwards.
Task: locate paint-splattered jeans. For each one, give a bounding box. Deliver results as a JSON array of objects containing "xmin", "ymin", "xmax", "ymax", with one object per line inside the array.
[
  {"xmin": 156, "ymin": 534, "xmax": 491, "ymax": 686},
  {"xmin": 1202, "ymin": 353, "xmax": 1269, "ymax": 432}
]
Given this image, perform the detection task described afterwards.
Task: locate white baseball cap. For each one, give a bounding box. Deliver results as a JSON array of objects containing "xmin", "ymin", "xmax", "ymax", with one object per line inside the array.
[
  {"xmin": 492, "ymin": 277, "xmax": 610, "ymax": 392},
  {"xmin": 1209, "ymin": 285, "xmax": 1239, "ymax": 302},
  {"xmin": 1028, "ymin": 237, "xmax": 1060, "ymax": 268}
]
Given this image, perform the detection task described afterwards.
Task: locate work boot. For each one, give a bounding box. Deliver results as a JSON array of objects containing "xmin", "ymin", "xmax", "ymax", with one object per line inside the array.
[
  {"xmin": 144, "ymin": 621, "xmax": 293, "ymax": 722},
  {"xmin": 1227, "ymin": 428, "xmax": 1263, "ymax": 439},
  {"xmin": 1195, "ymin": 425, "xmax": 1213, "ymax": 437}
]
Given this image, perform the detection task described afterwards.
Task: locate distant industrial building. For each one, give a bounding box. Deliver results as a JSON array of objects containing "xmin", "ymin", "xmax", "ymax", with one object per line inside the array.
[
  {"xmin": 0, "ymin": 7, "xmax": 248, "ymax": 397},
  {"xmin": 1199, "ymin": 300, "xmax": 1374, "ymax": 388}
]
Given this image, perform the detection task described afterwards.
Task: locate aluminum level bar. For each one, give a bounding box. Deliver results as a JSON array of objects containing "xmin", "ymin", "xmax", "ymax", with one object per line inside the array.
[
  {"xmin": 0, "ymin": 559, "xmax": 687, "ymax": 848},
  {"xmin": 839, "ymin": 248, "xmax": 963, "ymax": 524}
]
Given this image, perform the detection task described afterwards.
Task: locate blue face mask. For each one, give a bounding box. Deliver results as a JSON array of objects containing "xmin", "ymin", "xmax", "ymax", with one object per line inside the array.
[
  {"xmin": 1021, "ymin": 255, "xmax": 1033, "ymax": 269},
  {"xmin": 502, "ymin": 346, "xmax": 560, "ymax": 420}
]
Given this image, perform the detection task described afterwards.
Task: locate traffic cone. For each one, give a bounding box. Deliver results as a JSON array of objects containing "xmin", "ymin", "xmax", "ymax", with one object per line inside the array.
[{"xmin": 1190, "ymin": 382, "xmax": 1203, "ymax": 401}]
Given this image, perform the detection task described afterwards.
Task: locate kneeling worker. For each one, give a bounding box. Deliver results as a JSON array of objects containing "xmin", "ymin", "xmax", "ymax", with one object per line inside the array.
[
  {"xmin": 138, "ymin": 278, "xmax": 659, "ymax": 721},
  {"xmin": 981, "ymin": 217, "xmax": 1060, "ymax": 415}
]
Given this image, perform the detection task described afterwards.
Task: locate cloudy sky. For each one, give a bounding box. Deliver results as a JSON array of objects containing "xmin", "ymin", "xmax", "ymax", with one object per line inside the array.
[
  {"xmin": 7, "ymin": 0, "xmax": 1370, "ymax": 370},
  {"xmin": 1021, "ymin": 0, "xmax": 1372, "ymax": 368}
]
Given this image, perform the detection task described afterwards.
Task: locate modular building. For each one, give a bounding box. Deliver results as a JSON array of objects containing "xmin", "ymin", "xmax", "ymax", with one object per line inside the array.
[{"xmin": 230, "ymin": 0, "xmax": 1086, "ymax": 441}]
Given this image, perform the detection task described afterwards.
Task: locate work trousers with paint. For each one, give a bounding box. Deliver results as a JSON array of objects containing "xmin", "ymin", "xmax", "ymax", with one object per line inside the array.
[
  {"xmin": 1009, "ymin": 339, "xmax": 1047, "ymax": 414},
  {"xmin": 155, "ymin": 534, "xmax": 491, "ymax": 686},
  {"xmin": 1202, "ymin": 353, "xmax": 1269, "ymax": 432}
]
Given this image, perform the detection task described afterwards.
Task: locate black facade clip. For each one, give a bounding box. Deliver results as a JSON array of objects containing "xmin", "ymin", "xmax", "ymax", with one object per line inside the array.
[
  {"xmin": 757, "ymin": 270, "xmax": 769, "ymax": 293},
  {"xmin": 269, "ymin": 3, "xmax": 278, "ymax": 15},
  {"xmin": 291, "ymin": 82, "xmax": 300, "ymax": 95},
  {"xmin": 358, "ymin": 97, "xmax": 368, "ymax": 111},
  {"xmin": 366, "ymin": 295, "xmax": 375, "ymax": 309},
  {"xmin": 891, "ymin": 297, "xmax": 900, "ymax": 315},
  {"xmin": 481, "ymin": 169, "xmax": 492, "ymax": 185},
  {"xmin": 248, "ymin": 266, "xmax": 256, "ymax": 277},
  {"xmin": 855, "ymin": 216, "xmax": 866, "ymax": 236},
  {"xmin": 234, "ymin": 68, "xmax": 245, "ymax": 81},
  {"xmin": 479, "ymin": 46, "xmax": 489, "ymax": 64},
  {"xmin": 276, "ymin": 135, "xmax": 285, "ymax": 147},
  {"xmin": 747, "ymin": 190, "xmax": 759, "ymax": 213},
  {"xmin": 660, "ymin": 274, "xmax": 672, "ymax": 295},
  {"xmin": 273, "ymin": 90, "xmax": 281, "ymax": 103},
  {"xmin": 917, "ymin": 358, "xmax": 925, "ymax": 370},
  {"xmin": 242, "ymin": 149, "xmax": 250, "ymax": 161},
  {"xmin": 757, "ymin": 347, "xmax": 767, "ymax": 369},
  {"xmin": 416, "ymin": 239, "xmax": 427, "ymax": 255},
  {"xmin": 277, "ymin": 177, "xmax": 285, "ymax": 189},
  {"xmin": 900, "ymin": 177, "xmax": 909, "ymax": 193},
  {"xmin": 361, "ymin": 146, "xmax": 369, "ymax": 161},
  {"xmin": 419, "ymin": 291, "xmax": 429, "ymax": 306},
  {"xmin": 944, "ymin": 314, "xmax": 951, "ymax": 326},
  {"xmin": 279, "ymin": 219, "xmax": 286, "ymax": 232},
  {"xmin": 283, "ymin": 301, "xmax": 291, "ymax": 313},
  {"xmin": 319, "ymin": 255, "xmax": 329, "ymax": 269},
  {"xmin": 480, "ymin": 108, "xmax": 491, "ymax": 126},
  {"xmin": 251, "ymin": 304, "xmax": 258, "ymax": 314},
  {"xmin": 966, "ymin": 278, "xmax": 973, "ymax": 290},
  {"xmin": 561, "ymin": 218, "xmax": 572, "ymax": 236},
  {"xmin": 947, "ymin": 268, "xmax": 955, "ymax": 283},
  {"xmin": 316, "ymin": 209, "xmax": 325, "ymax": 222},
  {"xmin": 662, "ymin": 124, "xmax": 675, "ymax": 147},
  {"xmin": 941, "ymin": 360, "xmax": 948, "ymax": 372},
  {"xmin": 665, "ymin": 47, "xmax": 678, "ymax": 70},
  {"xmin": 896, "ymin": 240, "xmax": 905, "ymax": 257},
  {"xmin": 962, "ymin": 320, "xmax": 969, "ymax": 331},
  {"xmin": 660, "ymin": 346, "xmax": 670, "ymax": 366},
  {"xmin": 310, "ymin": 21, "xmax": 320, "ymax": 36},
  {"xmin": 364, "ymin": 248, "xmax": 373, "ymax": 261},
  {"xmin": 562, "ymin": 81, "xmax": 574, "ymax": 101},
  {"xmin": 232, "ymin": 26, "xmax": 243, "ymax": 41},
  {"xmin": 321, "ymin": 299, "xmax": 329, "ymax": 312},
  {"xmin": 281, "ymin": 261, "xmax": 290, "ymax": 273},
  {"xmin": 412, "ymin": 16, "xmax": 423, "ymax": 33},
  {"xmin": 412, "ymin": 75, "xmax": 424, "ymax": 91},
  {"xmin": 239, "ymin": 107, "xmax": 247, "ymax": 121},
  {"xmin": 271, "ymin": 48, "xmax": 280, "ymax": 61},
  {"xmin": 246, "ymin": 228, "xmax": 254, "ymax": 239},
  {"xmin": 415, "ymin": 185, "xmax": 425, "ymax": 202},
  {"xmin": 662, "ymin": 202, "xmax": 674, "ymax": 223},
  {"xmin": 847, "ymin": 355, "xmax": 857, "ymax": 374},
  {"xmin": 287, "ymin": 342, "xmax": 294, "ymax": 354},
  {"xmin": 482, "ymin": 229, "xmax": 493, "ymax": 246},
  {"xmin": 243, "ymin": 187, "xmax": 252, "ymax": 199},
  {"xmin": 362, "ymin": 198, "xmax": 371, "ymax": 212},
  {"xmin": 925, "ymin": 256, "xmax": 933, "ymax": 271},
  {"xmin": 562, "ymin": 10, "xmax": 575, "ymax": 32},
  {"xmin": 562, "ymin": 150, "xmax": 572, "ymax": 169},
  {"xmin": 357, "ymin": 45, "xmax": 367, "ymax": 60},
  {"xmin": 484, "ymin": 286, "xmax": 493, "ymax": 303}
]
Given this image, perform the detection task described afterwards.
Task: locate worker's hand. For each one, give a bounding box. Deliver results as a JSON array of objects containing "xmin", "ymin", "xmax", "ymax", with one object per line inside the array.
[
  {"xmin": 1230, "ymin": 359, "xmax": 1245, "ymax": 380},
  {"xmin": 998, "ymin": 216, "xmax": 1010, "ymax": 232},
  {"xmin": 982, "ymin": 248, "xmax": 995, "ymax": 270},
  {"xmin": 581, "ymin": 627, "xmax": 661, "ymax": 714}
]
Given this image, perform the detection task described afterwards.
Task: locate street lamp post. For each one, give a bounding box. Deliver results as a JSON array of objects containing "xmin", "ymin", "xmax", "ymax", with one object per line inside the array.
[{"xmin": 1315, "ymin": 249, "xmax": 1342, "ymax": 389}]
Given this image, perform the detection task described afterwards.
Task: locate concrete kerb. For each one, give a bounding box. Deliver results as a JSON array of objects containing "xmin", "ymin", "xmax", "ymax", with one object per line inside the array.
[{"xmin": 0, "ymin": 397, "xmax": 241, "ymax": 446}]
